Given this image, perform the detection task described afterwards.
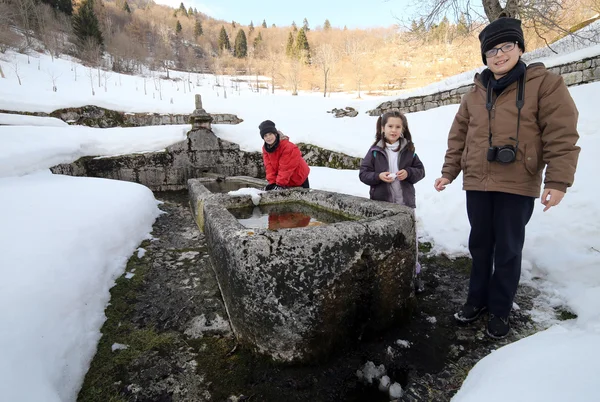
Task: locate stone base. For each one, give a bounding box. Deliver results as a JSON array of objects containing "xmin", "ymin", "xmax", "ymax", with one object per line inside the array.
[{"xmin": 189, "ymin": 180, "xmax": 416, "ymax": 363}]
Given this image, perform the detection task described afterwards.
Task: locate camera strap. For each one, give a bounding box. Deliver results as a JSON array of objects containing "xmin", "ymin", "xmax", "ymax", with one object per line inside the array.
[{"xmin": 486, "ymin": 70, "xmax": 527, "ymax": 148}]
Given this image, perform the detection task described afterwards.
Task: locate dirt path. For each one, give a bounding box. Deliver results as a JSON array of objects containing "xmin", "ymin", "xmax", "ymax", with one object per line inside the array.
[{"xmin": 78, "ymin": 190, "xmax": 547, "ymax": 402}]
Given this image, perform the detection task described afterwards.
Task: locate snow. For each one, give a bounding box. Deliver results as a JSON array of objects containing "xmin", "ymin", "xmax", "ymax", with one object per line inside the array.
[{"xmin": 0, "ymin": 28, "xmax": 599, "ymax": 401}]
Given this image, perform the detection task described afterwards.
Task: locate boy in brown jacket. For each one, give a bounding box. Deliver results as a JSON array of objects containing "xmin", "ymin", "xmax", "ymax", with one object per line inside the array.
[{"xmin": 433, "ymin": 17, "xmax": 580, "ymax": 339}]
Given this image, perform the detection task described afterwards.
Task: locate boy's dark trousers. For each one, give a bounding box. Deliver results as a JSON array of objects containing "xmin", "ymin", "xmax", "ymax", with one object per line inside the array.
[{"xmin": 465, "ymin": 190, "xmax": 535, "ymax": 317}]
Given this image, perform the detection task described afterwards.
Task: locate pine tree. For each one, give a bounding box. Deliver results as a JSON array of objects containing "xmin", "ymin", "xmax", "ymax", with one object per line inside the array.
[
  {"xmin": 176, "ymin": 20, "xmax": 182, "ymax": 35},
  {"xmin": 253, "ymin": 31, "xmax": 263, "ymax": 49},
  {"xmin": 457, "ymin": 13, "xmax": 469, "ymax": 37},
  {"xmin": 218, "ymin": 26, "xmax": 231, "ymax": 52},
  {"xmin": 179, "ymin": 2, "xmax": 187, "ymax": 15},
  {"xmin": 41, "ymin": 0, "xmax": 73, "ymax": 15},
  {"xmin": 285, "ymin": 31, "xmax": 295, "ymax": 58},
  {"xmin": 232, "ymin": 21, "xmax": 236, "ymax": 28},
  {"xmin": 72, "ymin": 0, "xmax": 104, "ymax": 50},
  {"xmin": 262, "ymin": 19, "xmax": 267, "ymax": 28},
  {"xmin": 188, "ymin": 7, "xmax": 193, "ymax": 16},
  {"xmin": 123, "ymin": 1, "xmax": 131, "ymax": 13},
  {"xmin": 291, "ymin": 21, "xmax": 297, "ymax": 32},
  {"xmin": 271, "ymin": 23, "xmax": 276, "ymax": 28},
  {"xmin": 194, "ymin": 20, "xmax": 203, "ymax": 38},
  {"xmin": 302, "ymin": 18, "xmax": 310, "ymax": 31},
  {"xmin": 323, "ymin": 19, "xmax": 331, "ymax": 31},
  {"xmin": 249, "ymin": 20, "xmax": 254, "ymax": 35},
  {"xmin": 193, "ymin": 7, "xmax": 198, "ymax": 14},
  {"xmin": 233, "ymin": 29, "xmax": 247, "ymax": 58},
  {"xmin": 295, "ymin": 28, "xmax": 310, "ymax": 63}
]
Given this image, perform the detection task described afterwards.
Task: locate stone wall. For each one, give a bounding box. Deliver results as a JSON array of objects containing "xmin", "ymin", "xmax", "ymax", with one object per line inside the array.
[
  {"xmin": 368, "ymin": 55, "xmax": 600, "ymax": 116},
  {"xmin": 0, "ymin": 106, "xmax": 243, "ymax": 128},
  {"xmin": 50, "ymin": 108, "xmax": 264, "ymax": 191}
]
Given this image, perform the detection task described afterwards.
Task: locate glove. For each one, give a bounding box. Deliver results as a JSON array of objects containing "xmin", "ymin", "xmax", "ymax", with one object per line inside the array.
[
  {"xmin": 264, "ymin": 183, "xmax": 277, "ymax": 191},
  {"xmin": 272, "ymin": 184, "xmax": 286, "ymax": 190}
]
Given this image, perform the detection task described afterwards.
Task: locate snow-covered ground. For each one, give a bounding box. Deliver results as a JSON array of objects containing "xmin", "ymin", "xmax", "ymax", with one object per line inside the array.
[{"xmin": 1, "ymin": 29, "xmax": 599, "ymax": 401}]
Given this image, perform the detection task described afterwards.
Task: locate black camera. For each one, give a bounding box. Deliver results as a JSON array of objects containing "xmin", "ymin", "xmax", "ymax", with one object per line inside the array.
[{"xmin": 487, "ymin": 145, "xmax": 517, "ymax": 164}]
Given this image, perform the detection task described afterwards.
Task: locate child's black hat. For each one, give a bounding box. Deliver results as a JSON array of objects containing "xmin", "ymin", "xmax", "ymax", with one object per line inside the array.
[
  {"xmin": 259, "ymin": 120, "xmax": 278, "ymax": 138},
  {"xmin": 479, "ymin": 17, "xmax": 525, "ymax": 65}
]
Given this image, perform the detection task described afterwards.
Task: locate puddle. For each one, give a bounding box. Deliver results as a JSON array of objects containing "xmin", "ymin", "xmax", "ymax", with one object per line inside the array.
[{"xmin": 228, "ymin": 203, "xmax": 355, "ymax": 230}]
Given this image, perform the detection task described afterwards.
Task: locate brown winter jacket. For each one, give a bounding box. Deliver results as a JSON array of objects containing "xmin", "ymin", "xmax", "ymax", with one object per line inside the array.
[{"xmin": 441, "ymin": 63, "xmax": 580, "ymax": 198}]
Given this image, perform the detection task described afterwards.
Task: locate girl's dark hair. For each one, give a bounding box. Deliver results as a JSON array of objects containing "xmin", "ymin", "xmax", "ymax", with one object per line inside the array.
[{"xmin": 374, "ymin": 110, "xmax": 415, "ymax": 153}]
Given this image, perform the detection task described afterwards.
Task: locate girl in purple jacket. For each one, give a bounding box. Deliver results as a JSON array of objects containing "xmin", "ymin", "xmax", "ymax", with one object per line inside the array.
[{"xmin": 359, "ymin": 111, "xmax": 426, "ymax": 292}]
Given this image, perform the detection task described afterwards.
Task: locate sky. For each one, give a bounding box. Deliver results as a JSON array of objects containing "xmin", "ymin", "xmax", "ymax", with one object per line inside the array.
[
  {"xmin": 1, "ymin": 25, "xmax": 600, "ymax": 401},
  {"xmin": 152, "ymin": 0, "xmax": 414, "ymax": 29}
]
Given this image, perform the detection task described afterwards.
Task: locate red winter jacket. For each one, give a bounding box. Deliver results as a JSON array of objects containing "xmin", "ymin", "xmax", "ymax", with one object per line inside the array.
[{"xmin": 262, "ymin": 138, "xmax": 310, "ymax": 187}]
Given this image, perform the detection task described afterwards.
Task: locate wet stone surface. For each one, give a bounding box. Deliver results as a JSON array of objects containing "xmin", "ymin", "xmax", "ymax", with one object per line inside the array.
[{"xmin": 79, "ymin": 190, "xmax": 542, "ymax": 402}]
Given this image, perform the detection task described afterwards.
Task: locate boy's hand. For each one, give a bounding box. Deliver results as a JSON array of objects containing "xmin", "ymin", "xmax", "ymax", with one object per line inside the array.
[
  {"xmin": 434, "ymin": 177, "xmax": 451, "ymax": 192},
  {"xmin": 397, "ymin": 170, "xmax": 408, "ymax": 181},
  {"xmin": 541, "ymin": 189, "xmax": 565, "ymax": 212}
]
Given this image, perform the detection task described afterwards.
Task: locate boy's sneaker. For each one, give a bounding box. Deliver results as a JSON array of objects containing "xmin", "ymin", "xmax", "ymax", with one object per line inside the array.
[
  {"xmin": 414, "ymin": 275, "xmax": 425, "ymax": 294},
  {"xmin": 454, "ymin": 304, "xmax": 487, "ymax": 323},
  {"xmin": 486, "ymin": 314, "xmax": 510, "ymax": 339}
]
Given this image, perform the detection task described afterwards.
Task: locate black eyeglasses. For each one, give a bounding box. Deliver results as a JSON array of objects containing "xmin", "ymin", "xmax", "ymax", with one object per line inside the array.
[{"xmin": 484, "ymin": 42, "xmax": 518, "ymax": 58}]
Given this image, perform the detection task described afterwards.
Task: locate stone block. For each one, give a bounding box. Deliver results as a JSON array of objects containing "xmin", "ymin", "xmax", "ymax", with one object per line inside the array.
[
  {"xmin": 191, "ymin": 184, "xmax": 416, "ymax": 363},
  {"xmin": 562, "ymin": 71, "xmax": 583, "ymax": 86}
]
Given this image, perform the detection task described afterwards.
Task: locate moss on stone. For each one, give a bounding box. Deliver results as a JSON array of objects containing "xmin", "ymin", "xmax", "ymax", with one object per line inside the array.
[{"xmin": 77, "ymin": 241, "xmax": 178, "ymax": 402}]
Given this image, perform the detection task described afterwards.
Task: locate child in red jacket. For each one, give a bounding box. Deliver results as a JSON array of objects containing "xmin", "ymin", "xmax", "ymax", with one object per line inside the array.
[{"xmin": 259, "ymin": 120, "xmax": 310, "ymax": 190}]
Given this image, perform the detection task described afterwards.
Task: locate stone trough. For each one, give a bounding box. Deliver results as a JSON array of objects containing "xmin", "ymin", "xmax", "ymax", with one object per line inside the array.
[{"xmin": 188, "ymin": 177, "xmax": 417, "ymax": 363}]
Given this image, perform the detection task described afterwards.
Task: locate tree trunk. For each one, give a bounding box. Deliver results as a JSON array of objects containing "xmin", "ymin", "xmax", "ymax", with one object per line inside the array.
[
  {"xmin": 0, "ymin": 64, "xmax": 4, "ymax": 78},
  {"xmin": 482, "ymin": 0, "xmax": 519, "ymax": 22}
]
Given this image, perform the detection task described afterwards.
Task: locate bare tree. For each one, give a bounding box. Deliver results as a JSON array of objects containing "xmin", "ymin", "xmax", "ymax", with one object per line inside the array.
[
  {"xmin": 46, "ymin": 69, "xmax": 61, "ymax": 92},
  {"xmin": 14, "ymin": 0, "xmax": 36, "ymax": 49},
  {"xmin": 404, "ymin": 0, "xmax": 597, "ymax": 44},
  {"xmin": 11, "ymin": 62, "xmax": 22, "ymax": 85},
  {"xmin": 285, "ymin": 57, "xmax": 302, "ymax": 96},
  {"xmin": 313, "ymin": 43, "xmax": 338, "ymax": 97},
  {"xmin": 87, "ymin": 67, "xmax": 95, "ymax": 96},
  {"xmin": 0, "ymin": 0, "xmax": 21, "ymax": 52},
  {"xmin": 346, "ymin": 37, "xmax": 369, "ymax": 98}
]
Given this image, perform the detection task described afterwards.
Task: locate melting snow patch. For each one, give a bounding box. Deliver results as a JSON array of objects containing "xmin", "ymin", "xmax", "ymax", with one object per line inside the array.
[
  {"xmin": 228, "ymin": 187, "xmax": 265, "ymax": 206},
  {"xmin": 137, "ymin": 247, "xmax": 146, "ymax": 258},
  {"xmin": 184, "ymin": 314, "xmax": 231, "ymax": 339},
  {"xmin": 125, "ymin": 272, "xmax": 135, "ymax": 279},
  {"xmin": 395, "ymin": 339, "xmax": 411, "ymax": 348},
  {"xmin": 356, "ymin": 361, "xmax": 386, "ymax": 384},
  {"xmin": 111, "ymin": 343, "xmax": 129, "ymax": 352},
  {"xmin": 389, "ymin": 382, "xmax": 403, "ymax": 399},
  {"xmin": 426, "ymin": 316, "xmax": 437, "ymax": 324}
]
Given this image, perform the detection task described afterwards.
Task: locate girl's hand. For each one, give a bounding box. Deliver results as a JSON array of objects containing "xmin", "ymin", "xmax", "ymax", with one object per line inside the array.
[
  {"xmin": 434, "ymin": 177, "xmax": 451, "ymax": 192},
  {"xmin": 379, "ymin": 172, "xmax": 395, "ymax": 183},
  {"xmin": 397, "ymin": 170, "xmax": 408, "ymax": 181}
]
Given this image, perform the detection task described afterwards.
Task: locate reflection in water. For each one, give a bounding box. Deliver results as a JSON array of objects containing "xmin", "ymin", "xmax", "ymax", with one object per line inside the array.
[
  {"xmin": 229, "ymin": 203, "xmax": 354, "ymax": 230},
  {"xmin": 203, "ymin": 180, "xmax": 262, "ymax": 193}
]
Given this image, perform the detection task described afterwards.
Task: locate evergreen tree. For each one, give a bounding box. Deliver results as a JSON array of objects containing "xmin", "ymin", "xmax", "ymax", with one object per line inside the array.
[
  {"xmin": 193, "ymin": 7, "xmax": 198, "ymax": 14},
  {"xmin": 188, "ymin": 7, "xmax": 193, "ymax": 16},
  {"xmin": 41, "ymin": 0, "xmax": 73, "ymax": 15},
  {"xmin": 233, "ymin": 29, "xmax": 247, "ymax": 58},
  {"xmin": 72, "ymin": 0, "xmax": 104, "ymax": 49},
  {"xmin": 323, "ymin": 19, "xmax": 331, "ymax": 31},
  {"xmin": 457, "ymin": 13, "xmax": 469, "ymax": 36},
  {"xmin": 271, "ymin": 23, "xmax": 276, "ymax": 28},
  {"xmin": 176, "ymin": 20, "xmax": 182, "ymax": 35},
  {"xmin": 343, "ymin": 25, "xmax": 347, "ymax": 30},
  {"xmin": 123, "ymin": 1, "xmax": 131, "ymax": 13},
  {"xmin": 218, "ymin": 26, "xmax": 231, "ymax": 52},
  {"xmin": 285, "ymin": 31, "xmax": 295, "ymax": 58},
  {"xmin": 232, "ymin": 21, "xmax": 236, "ymax": 28},
  {"xmin": 194, "ymin": 20, "xmax": 203, "ymax": 38},
  {"xmin": 291, "ymin": 21, "xmax": 297, "ymax": 31},
  {"xmin": 262, "ymin": 19, "xmax": 267, "ymax": 28},
  {"xmin": 302, "ymin": 17, "xmax": 310, "ymax": 31},
  {"xmin": 295, "ymin": 28, "xmax": 310, "ymax": 63},
  {"xmin": 249, "ymin": 20, "xmax": 254, "ymax": 35},
  {"xmin": 179, "ymin": 2, "xmax": 187, "ymax": 15},
  {"xmin": 253, "ymin": 31, "xmax": 263, "ymax": 48}
]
